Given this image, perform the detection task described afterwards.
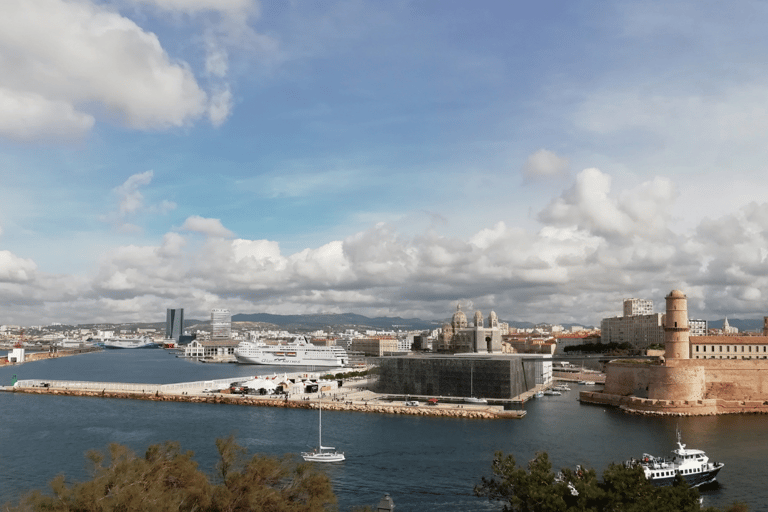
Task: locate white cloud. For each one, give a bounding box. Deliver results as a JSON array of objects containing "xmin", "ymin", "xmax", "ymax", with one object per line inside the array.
[
  {"xmin": 0, "ymin": 251, "xmax": 36, "ymax": 282},
  {"xmin": 0, "ymin": 0, "xmax": 212, "ymax": 141},
  {"xmin": 116, "ymin": 171, "xmax": 154, "ymax": 216},
  {"xmin": 0, "ymin": 88, "xmax": 95, "ymax": 141},
  {"xmin": 522, "ymin": 149, "xmax": 569, "ymax": 182},
  {"xmin": 208, "ymin": 86, "xmax": 233, "ymax": 127},
  {"xmin": 7, "ymin": 167, "xmax": 768, "ymax": 326},
  {"xmin": 105, "ymin": 171, "xmax": 175, "ymax": 232},
  {"xmin": 539, "ymin": 168, "xmax": 675, "ymax": 240},
  {"xmin": 180, "ymin": 215, "xmax": 234, "ymax": 238},
  {"xmin": 129, "ymin": 0, "xmax": 256, "ymax": 16}
]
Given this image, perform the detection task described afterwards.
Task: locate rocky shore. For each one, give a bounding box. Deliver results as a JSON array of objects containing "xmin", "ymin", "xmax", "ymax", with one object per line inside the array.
[{"xmin": 5, "ymin": 385, "xmax": 525, "ymax": 419}]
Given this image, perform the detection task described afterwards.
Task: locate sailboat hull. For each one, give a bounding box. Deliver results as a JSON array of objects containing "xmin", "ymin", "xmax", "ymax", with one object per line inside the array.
[{"xmin": 301, "ymin": 451, "xmax": 345, "ymax": 462}]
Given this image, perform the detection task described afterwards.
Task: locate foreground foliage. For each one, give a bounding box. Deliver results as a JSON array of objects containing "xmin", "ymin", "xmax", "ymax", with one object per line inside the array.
[
  {"xmin": 5, "ymin": 436, "xmax": 337, "ymax": 512},
  {"xmin": 475, "ymin": 451, "xmax": 747, "ymax": 512}
]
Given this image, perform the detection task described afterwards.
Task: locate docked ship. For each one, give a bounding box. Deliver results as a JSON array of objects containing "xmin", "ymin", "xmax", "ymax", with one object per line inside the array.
[
  {"xmin": 102, "ymin": 337, "xmax": 159, "ymax": 349},
  {"xmin": 234, "ymin": 337, "xmax": 348, "ymax": 367},
  {"xmin": 630, "ymin": 432, "xmax": 724, "ymax": 487}
]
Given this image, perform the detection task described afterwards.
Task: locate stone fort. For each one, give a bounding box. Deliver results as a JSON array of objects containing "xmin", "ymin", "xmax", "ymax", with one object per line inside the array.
[{"xmin": 581, "ymin": 289, "xmax": 768, "ymax": 415}]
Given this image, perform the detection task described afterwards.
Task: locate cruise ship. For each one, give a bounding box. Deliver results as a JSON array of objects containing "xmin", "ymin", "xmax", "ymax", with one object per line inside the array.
[
  {"xmin": 234, "ymin": 337, "xmax": 348, "ymax": 367},
  {"xmin": 102, "ymin": 336, "xmax": 158, "ymax": 349}
]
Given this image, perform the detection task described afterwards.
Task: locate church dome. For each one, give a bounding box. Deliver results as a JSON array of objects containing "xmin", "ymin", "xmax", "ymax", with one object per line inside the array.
[
  {"xmin": 451, "ymin": 305, "xmax": 467, "ymax": 328},
  {"xmin": 474, "ymin": 310, "xmax": 484, "ymax": 328}
]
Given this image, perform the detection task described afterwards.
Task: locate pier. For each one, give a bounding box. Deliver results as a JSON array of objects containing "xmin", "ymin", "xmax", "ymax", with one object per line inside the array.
[{"xmin": 2, "ymin": 377, "xmax": 527, "ymax": 419}]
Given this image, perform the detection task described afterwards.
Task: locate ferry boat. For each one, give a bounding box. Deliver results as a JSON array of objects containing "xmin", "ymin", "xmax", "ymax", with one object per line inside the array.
[
  {"xmin": 102, "ymin": 337, "xmax": 158, "ymax": 349},
  {"xmin": 234, "ymin": 337, "xmax": 348, "ymax": 366},
  {"xmin": 629, "ymin": 432, "xmax": 724, "ymax": 487}
]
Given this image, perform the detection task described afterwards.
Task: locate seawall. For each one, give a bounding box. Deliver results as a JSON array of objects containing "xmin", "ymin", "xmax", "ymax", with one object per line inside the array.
[{"xmin": 3, "ymin": 385, "xmax": 525, "ymax": 420}]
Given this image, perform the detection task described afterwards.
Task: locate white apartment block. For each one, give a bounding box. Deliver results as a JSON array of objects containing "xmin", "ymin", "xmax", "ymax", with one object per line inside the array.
[
  {"xmin": 600, "ymin": 313, "xmax": 664, "ymax": 348},
  {"xmin": 689, "ymin": 319, "xmax": 708, "ymax": 337},
  {"xmin": 623, "ymin": 298, "xmax": 654, "ymax": 316}
]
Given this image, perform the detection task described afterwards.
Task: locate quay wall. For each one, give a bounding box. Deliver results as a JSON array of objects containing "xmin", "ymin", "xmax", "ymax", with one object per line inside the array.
[
  {"xmin": 4, "ymin": 384, "xmax": 523, "ymax": 420},
  {"xmin": 375, "ymin": 357, "xmax": 538, "ymax": 399},
  {"xmin": 580, "ymin": 391, "xmax": 768, "ymax": 416},
  {"xmin": 14, "ymin": 378, "xmax": 240, "ymax": 394}
]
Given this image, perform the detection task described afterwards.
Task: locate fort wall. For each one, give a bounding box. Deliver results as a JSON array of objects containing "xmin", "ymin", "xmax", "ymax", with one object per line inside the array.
[{"xmin": 589, "ymin": 358, "xmax": 768, "ymax": 415}]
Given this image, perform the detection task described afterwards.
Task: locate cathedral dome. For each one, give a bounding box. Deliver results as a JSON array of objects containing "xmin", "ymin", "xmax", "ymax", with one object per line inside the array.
[{"xmin": 451, "ymin": 305, "xmax": 467, "ymax": 328}]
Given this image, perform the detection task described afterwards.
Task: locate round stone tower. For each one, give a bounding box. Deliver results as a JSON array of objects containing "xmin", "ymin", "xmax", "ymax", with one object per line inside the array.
[{"xmin": 664, "ymin": 289, "xmax": 690, "ymax": 359}]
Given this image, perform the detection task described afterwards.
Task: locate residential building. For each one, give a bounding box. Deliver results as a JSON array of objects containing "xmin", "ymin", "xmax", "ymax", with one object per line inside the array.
[
  {"xmin": 623, "ymin": 298, "xmax": 654, "ymax": 316},
  {"xmin": 689, "ymin": 319, "xmax": 708, "ymax": 337},
  {"xmin": 601, "ymin": 297, "xmax": 664, "ymax": 349}
]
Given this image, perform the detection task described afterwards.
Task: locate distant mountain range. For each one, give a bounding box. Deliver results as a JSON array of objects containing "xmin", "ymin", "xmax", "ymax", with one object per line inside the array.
[
  {"xmin": 231, "ymin": 313, "xmax": 554, "ymax": 331},
  {"xmin": 231, "ymin": 312, "xmax": 440, "ymax": 331}
]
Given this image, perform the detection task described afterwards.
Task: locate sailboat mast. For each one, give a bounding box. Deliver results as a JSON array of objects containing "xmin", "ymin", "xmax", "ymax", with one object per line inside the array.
[{"xmin": 319, "ymin": 401, "xmax": 322, "ymax": 447}]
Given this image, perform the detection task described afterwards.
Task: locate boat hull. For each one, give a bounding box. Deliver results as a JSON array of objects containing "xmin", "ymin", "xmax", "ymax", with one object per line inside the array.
[
  {"xmin": 647, "ymin": 464, "xmax": 723, "ymax": 487},
  {"xmin": 301, "ymin": 451, "xmax": 345, "ymax": 463}
]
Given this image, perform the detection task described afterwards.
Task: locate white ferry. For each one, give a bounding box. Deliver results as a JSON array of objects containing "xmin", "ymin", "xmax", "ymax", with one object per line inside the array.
[
  {"xmin": 102, "ymin": 337, "xmax": 158, "ymax": 349},
  {"xmin": 630, "ymin": 432, "xmax": 724, "ymax": 487},
  {"xmin": 234, "ymin": 337, "xmax": 348, "ymax": 367}
]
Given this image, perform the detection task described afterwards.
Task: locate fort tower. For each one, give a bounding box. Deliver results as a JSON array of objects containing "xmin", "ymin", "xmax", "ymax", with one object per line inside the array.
[{"xmin": 664, "ymin": 289, "xmax": 690, "ymax": 359}]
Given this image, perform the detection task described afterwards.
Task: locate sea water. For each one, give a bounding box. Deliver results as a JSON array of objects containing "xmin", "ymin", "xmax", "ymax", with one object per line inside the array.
[{"xmin": 0, "ymin": 350, "xmax": 765, "ymax": 510}]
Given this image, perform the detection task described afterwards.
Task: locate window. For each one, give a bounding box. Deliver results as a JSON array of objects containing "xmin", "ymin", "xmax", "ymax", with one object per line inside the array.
[{"xmin": 719, "ymin": 346, "xmax": 722, "ymax": 352}]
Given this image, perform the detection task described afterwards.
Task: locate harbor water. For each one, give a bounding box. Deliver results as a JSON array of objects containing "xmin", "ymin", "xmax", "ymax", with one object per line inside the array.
[{"xmin": 1, "ymin": 350, "xmax": 766, "ymax": 510}]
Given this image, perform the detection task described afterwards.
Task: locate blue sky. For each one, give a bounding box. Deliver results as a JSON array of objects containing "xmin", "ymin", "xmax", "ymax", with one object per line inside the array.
[{"xmin": 3, "ymin": 0, "xmax": 768, "ymax": 326}]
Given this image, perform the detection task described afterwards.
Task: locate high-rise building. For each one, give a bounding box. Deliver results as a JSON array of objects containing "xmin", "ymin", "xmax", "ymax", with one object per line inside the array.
[
  {"xmin": 211, "ymin": 309, "xmax": 231, "ymax": 339},
  {"xmin": 166, "ymin": 308, "xmax": 184, "ymax": 341},
  {"xmin": 623, "ymin": 298, "xmax": 653, "ymax": 316}
]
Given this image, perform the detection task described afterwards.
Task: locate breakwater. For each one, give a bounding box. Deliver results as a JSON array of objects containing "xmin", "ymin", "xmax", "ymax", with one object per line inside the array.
[{"xmin": 4, "ymin": 384, "xmax": 524, "ymax": 419}]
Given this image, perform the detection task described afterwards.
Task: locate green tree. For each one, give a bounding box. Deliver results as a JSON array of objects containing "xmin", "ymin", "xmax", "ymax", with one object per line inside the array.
[{"xmin": 6, "ymin": 438, "xmax": 337, "ymax": 512}]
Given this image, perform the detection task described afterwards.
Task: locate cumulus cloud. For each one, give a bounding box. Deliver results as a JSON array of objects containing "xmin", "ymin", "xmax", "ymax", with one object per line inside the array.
[
  {"xmin": 539, "ymin": 168, "xmax": 676, "ymax": 240},
  {"xmin": 0, "ymin": 0, "xmax": 235, "ymax": 141},
  {"xmin": 522, "ymin": 149, "xmax": 569, "ymax": 182},
  {"xmin": 0, "ymin": 251, "xmax": 37, "ymax": 282},
  {"xmin": 180, "ymin": 215, "xmax": 234, "ymax": 238},
  {"xmin": 8, "ymin": 167, "xmax": 768, "ymax": 326},
  {"xmin": 0, "ymin": 88, "xmax": 95, "ymax": 141}
]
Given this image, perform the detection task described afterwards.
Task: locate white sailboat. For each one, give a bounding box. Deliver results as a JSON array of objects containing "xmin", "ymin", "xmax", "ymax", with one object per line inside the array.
[
  {"xmin": 465, "ymin": 363, "xmax": 488, "ymax": 404},
  {"xmin": 302, "ymin": 401, "xmax": 345, "ymax": 462}
]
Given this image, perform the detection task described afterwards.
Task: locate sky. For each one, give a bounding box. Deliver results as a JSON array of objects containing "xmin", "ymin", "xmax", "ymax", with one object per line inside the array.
[{"xmin": 3, "ymin": 1, "xmax": 768, "ymax": 327}]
